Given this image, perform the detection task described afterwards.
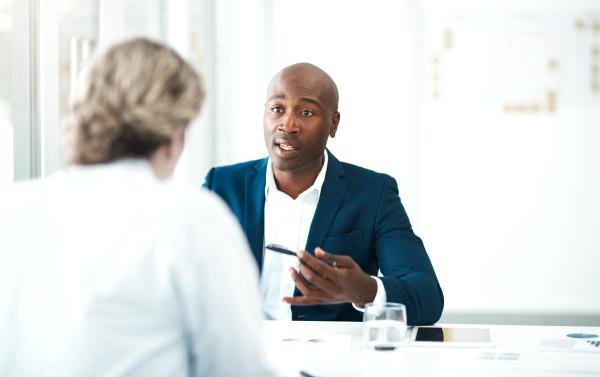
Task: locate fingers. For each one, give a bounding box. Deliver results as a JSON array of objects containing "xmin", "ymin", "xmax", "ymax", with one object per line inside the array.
[
  {"xmin": 287, "ymin": 267, "xmax": 335, "ymax": 303},
  {"xmin": 314, "ymin": 247, "xmax": 355, "ymax": 268},
  {"xmin": 298, "ymin": 262, "xmax": 341, "ymax": 294},
  {"xmin": 282, "ymin": 296, "xmax": 328, "ymax": 306},
  {"xmin": 284, "ymin": 249, "xmax": 360, "ymax": 307},
  {"xmin": 296, "ymin": 250, "xmax": 338, "ymax": 280},
  {"xmin": 288, "ymin": 267, "xmax": 319, "ymax": 296}
]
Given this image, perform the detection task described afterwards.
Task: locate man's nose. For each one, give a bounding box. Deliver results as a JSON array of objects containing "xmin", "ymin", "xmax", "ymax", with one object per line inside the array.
[{"xmin": 277, "ymin": 114, "xmax": 300, "ymax": 134}]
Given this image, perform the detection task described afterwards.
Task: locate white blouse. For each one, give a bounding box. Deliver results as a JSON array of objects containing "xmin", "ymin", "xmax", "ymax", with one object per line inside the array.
[{"xmin": 0, "ymin": 159, "xmax": 274, "ymax": 377}]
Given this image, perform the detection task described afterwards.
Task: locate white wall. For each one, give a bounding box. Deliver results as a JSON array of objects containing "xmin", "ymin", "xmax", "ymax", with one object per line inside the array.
[
  {"xmin": 211, "ymin": 0, "xmax": 270, "ymax": 165},
  {"xmin": 418, "ymin": 0, "xmax": 600, "ymax": 323}
]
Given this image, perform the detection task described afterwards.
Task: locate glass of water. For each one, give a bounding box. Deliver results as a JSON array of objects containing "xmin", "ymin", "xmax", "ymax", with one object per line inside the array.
[{"xmin": 363, "ymin": 302, "xmax": 408, "ymax": 351}]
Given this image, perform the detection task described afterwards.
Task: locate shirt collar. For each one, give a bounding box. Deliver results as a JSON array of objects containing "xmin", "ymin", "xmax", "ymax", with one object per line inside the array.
[{"xmin": 265, "ymin": 152, "xmax": 329, "ymax": 199}]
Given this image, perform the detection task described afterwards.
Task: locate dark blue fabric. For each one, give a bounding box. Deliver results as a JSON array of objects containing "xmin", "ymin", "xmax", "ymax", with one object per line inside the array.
[{"xmin": 203, "ymin": 151, "xmax": 444, "ymax": 325}]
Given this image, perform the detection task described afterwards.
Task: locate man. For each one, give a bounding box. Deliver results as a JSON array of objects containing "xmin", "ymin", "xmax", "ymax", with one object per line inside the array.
[{"xmin": 204, "ymin": 63, "xmax": 443, "ymax": 324}]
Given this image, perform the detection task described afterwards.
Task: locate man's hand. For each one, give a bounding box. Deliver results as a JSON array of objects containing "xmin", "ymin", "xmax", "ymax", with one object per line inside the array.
[{"xmin": 282, "ymin": 247, "xmax": 377, "ymax": 307}]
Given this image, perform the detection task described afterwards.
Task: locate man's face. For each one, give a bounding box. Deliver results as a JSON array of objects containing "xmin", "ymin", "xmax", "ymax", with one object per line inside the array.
[{"xmin": 263, "ymin": 69, "xmax": 339, "ymax": 174}]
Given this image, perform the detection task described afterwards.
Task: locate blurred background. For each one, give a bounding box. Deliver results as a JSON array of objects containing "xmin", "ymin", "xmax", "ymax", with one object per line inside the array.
[{"xmin": 1, "ymin": 0, "xmax": 599, "ymax": 325}]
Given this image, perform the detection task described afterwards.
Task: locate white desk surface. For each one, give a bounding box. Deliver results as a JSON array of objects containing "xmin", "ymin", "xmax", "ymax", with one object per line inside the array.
[{"xmin": 262, "ymin": 321, "xmax": 600, "ymax": 377}]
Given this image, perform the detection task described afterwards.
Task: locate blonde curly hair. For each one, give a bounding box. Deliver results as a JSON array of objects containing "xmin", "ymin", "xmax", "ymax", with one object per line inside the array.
[{"xmin": 65, "ymin": 37, "xmax": 205, "ymax": 164}]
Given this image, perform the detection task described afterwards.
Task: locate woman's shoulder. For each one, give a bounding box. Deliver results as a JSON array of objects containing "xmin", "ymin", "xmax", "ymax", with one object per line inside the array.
[{"xmin": 158, "ymin": 184, "xmax": 239, "ymax": 227}]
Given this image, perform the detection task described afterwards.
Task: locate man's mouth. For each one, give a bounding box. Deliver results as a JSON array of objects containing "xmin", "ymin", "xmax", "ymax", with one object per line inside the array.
[
  {"xmin": 273, "ymin": 140, "xmax": 300, "ymax": 157},
  {"xmin": 278, "ymin": 143, "xmax": 296, "ymax": 151}
]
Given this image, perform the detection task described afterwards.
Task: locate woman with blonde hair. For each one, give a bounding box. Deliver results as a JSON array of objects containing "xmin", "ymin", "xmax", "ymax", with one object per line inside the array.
[{"xmin": 0, "ymin": 38, "xmax": 274, "ymax": 377}]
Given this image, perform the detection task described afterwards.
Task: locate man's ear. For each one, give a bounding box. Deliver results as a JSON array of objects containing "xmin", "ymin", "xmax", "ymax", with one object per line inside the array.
[{"xmin": 330, "ymin": 111, "xmax": 340, "ymax": 138}]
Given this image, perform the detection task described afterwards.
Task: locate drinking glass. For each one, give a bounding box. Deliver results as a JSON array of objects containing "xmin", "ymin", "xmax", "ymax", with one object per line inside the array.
[{"xmin": 363, "ymin": 302, "xmax": 408, "ymax": 351}]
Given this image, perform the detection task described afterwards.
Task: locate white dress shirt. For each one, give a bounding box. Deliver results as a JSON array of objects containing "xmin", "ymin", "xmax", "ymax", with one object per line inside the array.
[
  {"xmin": 260, "ymin": 154, "xmax": 386, "ymax": 320},
  {"xmin": 0, "ymin": 159, "xmax": 274, "ymax": 377}
]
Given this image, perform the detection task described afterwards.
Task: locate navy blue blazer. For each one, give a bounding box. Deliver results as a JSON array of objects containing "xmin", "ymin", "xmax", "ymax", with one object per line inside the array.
[{"xmin": 203, "ymin": 151, "xmax": 443, "ymax": 324}]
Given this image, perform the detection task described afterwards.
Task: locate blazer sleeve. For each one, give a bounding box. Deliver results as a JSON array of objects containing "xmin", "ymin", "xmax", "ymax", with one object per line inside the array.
[
  {"xmin": 375, "ymin": 176, "xmax": 444, "ymax": 325},
  {"xmin": 202, "ymin": 167, "xmax": 216, "ymax": 190}
]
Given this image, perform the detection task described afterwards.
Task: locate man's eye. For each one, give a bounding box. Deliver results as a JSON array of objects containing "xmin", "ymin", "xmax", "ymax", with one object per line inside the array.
[
  {"xmin": 271, "ymin": 106, "xmax": 283, "ymax": 114},
  {"xmin": 301, "ymin": 110, "xmax": 314, "ymax": 117}
]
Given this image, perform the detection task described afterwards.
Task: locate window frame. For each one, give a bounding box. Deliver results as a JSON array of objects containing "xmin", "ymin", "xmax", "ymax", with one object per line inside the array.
[{"xmin": 12, "ymin": 0, "xmax": 41, "ymax": 181}]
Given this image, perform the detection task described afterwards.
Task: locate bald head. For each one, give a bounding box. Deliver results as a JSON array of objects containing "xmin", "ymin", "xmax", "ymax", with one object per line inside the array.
[
  {"xmin": 263, "ymin": 62, "xmax": 341, "ymax": 184},
  {"xmin": 267, "ymin": 63, "xmax": 339, "ymax": 114}
]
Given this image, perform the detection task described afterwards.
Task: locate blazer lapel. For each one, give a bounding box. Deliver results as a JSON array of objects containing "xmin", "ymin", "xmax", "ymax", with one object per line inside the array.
[
  {"xmin": 304, "ymin": 151, "xmax": 347, "ymax": 255},
  {"xmin": 244, "ymin": 159, "xmax": 267, "ymax": 271}
]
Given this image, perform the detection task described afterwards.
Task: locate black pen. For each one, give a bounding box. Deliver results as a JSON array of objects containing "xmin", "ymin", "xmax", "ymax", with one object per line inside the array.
[
  {"xmin": 265, "ymin": 243, "xmax": 297, "ymax": 257},
  {"xmin": 265, "ymin": 244, "xmax": 337, "ymax": 267}
]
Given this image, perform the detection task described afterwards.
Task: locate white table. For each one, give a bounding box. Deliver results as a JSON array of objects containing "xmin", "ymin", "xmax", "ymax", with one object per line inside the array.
[{"xmin": 262, "ymin": 321, "xmax": 600, "ymax": 376}]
